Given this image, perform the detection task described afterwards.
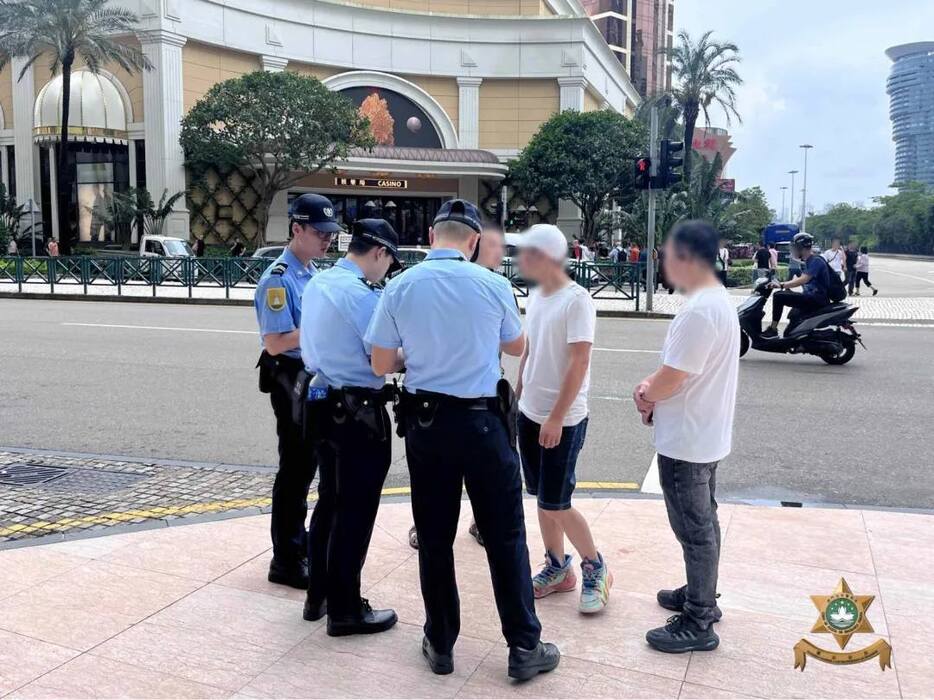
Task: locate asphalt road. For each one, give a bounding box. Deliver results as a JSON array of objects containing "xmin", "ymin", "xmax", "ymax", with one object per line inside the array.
[{"xmin": 1, "ymin": 298, "xmax": 933, "ymax": 509}]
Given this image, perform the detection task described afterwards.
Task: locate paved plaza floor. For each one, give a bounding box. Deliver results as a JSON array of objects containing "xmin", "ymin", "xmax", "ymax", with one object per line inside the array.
[{"xmin": 1, "ymin": 497, "xmax": 930, "ymax": 699}]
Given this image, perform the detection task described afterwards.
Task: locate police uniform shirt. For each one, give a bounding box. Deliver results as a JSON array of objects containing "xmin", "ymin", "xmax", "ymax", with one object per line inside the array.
[
  {"xmin": 254, "ymin": 248, "xmax": 316, "ymax": 360},
  {"xmin": 300, "ymin": 257, "xmax": 384, "ymax": 390},
  {"xmin": 365, "ymin": 248, "xmax": 522, "ymax": 398}
]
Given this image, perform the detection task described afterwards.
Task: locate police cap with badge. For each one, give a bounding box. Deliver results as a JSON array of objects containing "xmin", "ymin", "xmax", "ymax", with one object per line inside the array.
[
  {"xmin": 289, "ymin": 193, "xmax": 342, "ymax": 234},
  {"xmin": 353, "ymin": 218, "xmax": 403, "ymax": 274}
]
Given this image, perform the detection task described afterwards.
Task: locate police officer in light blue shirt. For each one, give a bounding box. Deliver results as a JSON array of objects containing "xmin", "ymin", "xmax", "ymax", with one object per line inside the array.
[
  {"xmin": 254, "ymin": 193, "xmax": 339, "ymax": 590},
  {"xmin": 298, "ymin": 219, "xmax": 402, "ymax": 636},
  {"xmin": 365, "ymin": 199, "xmax": 559, "ymax": 681}
]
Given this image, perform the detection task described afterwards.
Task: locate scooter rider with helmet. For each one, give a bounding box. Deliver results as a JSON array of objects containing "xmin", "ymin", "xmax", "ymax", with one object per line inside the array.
[{"xmin": 761, "ymin": 232, "xmax": 830, "ymax": 338}]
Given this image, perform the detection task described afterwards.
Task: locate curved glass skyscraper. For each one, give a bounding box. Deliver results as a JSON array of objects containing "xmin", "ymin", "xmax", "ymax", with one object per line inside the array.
[{"xmin": 886, "ymin": 42, "xmax": 934, "ymax": 187}]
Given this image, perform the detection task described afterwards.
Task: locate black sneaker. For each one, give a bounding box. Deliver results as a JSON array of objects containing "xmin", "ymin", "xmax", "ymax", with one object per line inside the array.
[
  {"xmin": 268, "ymin": 557, "xmax": 309, "ymax": 590},
  {"xmin": 507, "ymin": 641, "xmax": 560, "ymax": 681},
  {"xmin": 327, "ymin": 598, "xmax": 398, "ymax": 637},
  {"xmin": 646, "ymin": 614, "xmax": 719, "ymax": 653},
  {"xmin": 302, "ymin": 593, "xmax": 327, "ymax": 622},
  {"xmin": 422, "ymin": 636, "xmax": 454, "ymax": 675},
  {"xmin": 760, "ymin": 327, "xmax": 779, "ymax": 339},
  {"xmin": 656, "ymin": 585, "xmax": 687, "ymax": 612},
  {"xmin": 468, "ymin": 520, "xmax": 484, "ymax": 547}
]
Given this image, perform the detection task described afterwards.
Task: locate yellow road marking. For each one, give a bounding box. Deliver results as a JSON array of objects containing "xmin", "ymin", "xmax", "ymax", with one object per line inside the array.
[{"xmin": 0, "ymin": 482, "xmax": 639, "ymax": 539}]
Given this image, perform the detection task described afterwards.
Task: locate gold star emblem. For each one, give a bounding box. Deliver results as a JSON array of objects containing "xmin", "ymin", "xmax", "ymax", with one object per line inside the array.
[{"xmin": 810, "ymin": 578, "xmax": 875, "ymax": 649}]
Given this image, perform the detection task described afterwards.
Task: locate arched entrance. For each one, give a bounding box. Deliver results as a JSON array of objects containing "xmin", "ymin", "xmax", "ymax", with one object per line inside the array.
[{"xmin": 33, "ymin": 69, "xmax": 134, "ymax": 244}]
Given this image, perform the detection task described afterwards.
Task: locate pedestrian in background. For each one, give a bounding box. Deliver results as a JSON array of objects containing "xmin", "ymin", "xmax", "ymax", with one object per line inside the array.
[
  {"xmin": 768, "ymin": 243, "xmax": 778, "ymax": 272},
  {"xmin": 193, "ymin": 235, "xmax": 206, "ymax": 258},
  {"xmin": 853, "ymin": 246, "xmax": 879, "ymax": 296},
  {"xmin": 822, "ymin": 237, "xmax": 845, "ymax": 280},
  {"xmin": 46, "ymin": 239, "xmax": 59, "ymax": 257},
  {"xmin": 230, "ymin": 240, "xmax": 246, "ymax": 257},
  {"xmin": 715, "ymin": 238, "xmax": 729, "ymax": 286},
  {"xmin": 7, "ymin": 237, "xmax": 16, "ymax": 255},
  {"xmin": 845, "ymin": 241, "xmax": 859, "ymax": 295},
  {"xmin": 753, "ymin": 243, "xmax": 771, "ymax": 283},
  {"xmin": 514, "ymin": 225, "xmax": 611, "ymax": 614},
  {"xmin": 633, "ymin": 220, "xmax": 739, "ymax": 654}
]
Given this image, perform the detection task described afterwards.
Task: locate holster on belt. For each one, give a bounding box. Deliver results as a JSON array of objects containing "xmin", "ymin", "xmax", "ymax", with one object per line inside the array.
[
  {"xmin": 256, "ymin": 351, "xmax": 309, "ymax": 429},
  {"xmin": 496, "ymin": 377, "xmax": 518, "ymax": 448},
  {"xmin": 328, "ymin": 385, "xmax": 395, "ymax": 442}
]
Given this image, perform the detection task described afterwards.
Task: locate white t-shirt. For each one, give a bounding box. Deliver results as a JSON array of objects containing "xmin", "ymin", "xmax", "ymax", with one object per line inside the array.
[
  {"xmin": 653, "ymin": 285, "xmax": 739, "ymax": 463},
  {"xmin": 822, "ymin": 248, "xmax": 845, "ymax": 273},
  {"xmin": 518, "ymin": 282, "xmax": 596, "ymax": 427}
]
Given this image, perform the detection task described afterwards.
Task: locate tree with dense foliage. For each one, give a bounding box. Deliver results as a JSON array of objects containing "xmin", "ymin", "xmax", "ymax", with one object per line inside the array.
[
  {"xmin": 0, "ymin": 0, "xmax": 150, "ymax": 254},
  {"xmin": 723, "ymin": 186, "xmax": 774, "ymax": 242},
  {"xmin": 510, "ymin": 109, "xmax": 647, "ymax": 242},
  {"xmin": 664, "ymin": 30, "xmax": 743, "ymax": 181},
  {"xmin": 180, "ymin": 71, "xmax": 373, "ymax": 246}
]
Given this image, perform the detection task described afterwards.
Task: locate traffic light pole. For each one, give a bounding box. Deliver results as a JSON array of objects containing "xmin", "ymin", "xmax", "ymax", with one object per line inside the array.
[{"xmin": 645, "ymin": 106, "xmax": 659, "ymax": 312}]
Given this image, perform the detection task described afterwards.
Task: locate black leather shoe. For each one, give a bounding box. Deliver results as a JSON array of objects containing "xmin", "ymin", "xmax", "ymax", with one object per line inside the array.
[
  {"xmin": 422, "ymin": 636, "xmax": 454, "ymax": 675},
  {"xmin": 646, "ymin": 614, "xmax": 719, "ymax": 653},
  {"xmin": 268, "ymin": 557, "xmax": 309, "ymax": 590},
  {"xmin": 507, "ymin": 641, "xmax": 560, "ymax": 681},
  {"xmin": 327, "ymin": 599, "xmax": 398, "ymax": 637},
  {"xmin": 657, "ymin": 585, "xmax": 687, "ymax": 612},
  {"xmin": 302, "ymin": 594, "xmax": 327, "ymax": 622}
]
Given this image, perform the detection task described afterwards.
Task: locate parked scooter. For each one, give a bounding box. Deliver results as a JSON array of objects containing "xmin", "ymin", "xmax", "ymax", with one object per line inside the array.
[{"xmin": 737, "ymin": 276, "xmax": 864, "ymax": 365}]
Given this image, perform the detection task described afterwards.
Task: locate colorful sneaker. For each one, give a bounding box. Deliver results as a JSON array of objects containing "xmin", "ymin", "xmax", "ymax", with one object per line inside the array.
[
  {"xmin": 579, "ymin": 553, "xmax": 612, "ymax": 613},
  {"xmin": 532, "ymin": 552, "xmax": 577, "ymax": 599}
]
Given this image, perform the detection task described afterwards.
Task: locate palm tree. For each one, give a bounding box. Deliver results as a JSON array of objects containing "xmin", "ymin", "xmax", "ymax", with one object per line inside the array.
[
  {"xmin": 0, "ymin": 0, "xmax": 150, "ymax": 254},
  {"xmin": 664, "ymin": 30, "xmax": 742, "ymax": 181}
]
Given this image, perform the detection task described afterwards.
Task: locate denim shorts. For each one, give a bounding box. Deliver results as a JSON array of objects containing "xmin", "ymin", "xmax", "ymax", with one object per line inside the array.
[{"xmin": 517, "ymin": 412, "xmax": 588, "ymax": 511}]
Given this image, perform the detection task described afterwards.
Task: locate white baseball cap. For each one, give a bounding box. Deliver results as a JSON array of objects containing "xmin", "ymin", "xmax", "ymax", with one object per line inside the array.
[{"xmin": 515, "ymin": 224, "xmax": 568, "ymax": 263}]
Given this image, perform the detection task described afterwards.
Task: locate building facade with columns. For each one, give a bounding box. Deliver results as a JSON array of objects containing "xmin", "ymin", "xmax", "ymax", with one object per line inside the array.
[{"xmin": 0, "ymin": 0, "xmax": 640, "ymax": 246}]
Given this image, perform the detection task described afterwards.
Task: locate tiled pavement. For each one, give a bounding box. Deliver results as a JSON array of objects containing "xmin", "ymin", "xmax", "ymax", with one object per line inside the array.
[
  {"xmin": 0, "ymin": 451, "xmax": 277, "ymax": 544},
  {"xmin": 1, "ymin": 498, "xmax": 931, "ymax": 698}
]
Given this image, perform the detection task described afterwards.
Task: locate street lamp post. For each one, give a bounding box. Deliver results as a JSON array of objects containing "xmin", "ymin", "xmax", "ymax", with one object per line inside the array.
[
  {"xmin": 788, "ymin": 170, "xmax": 799, "ymax": 225},
  {"xmin": 799, "ymin": 144, "xmax": 814, "ymax": 231},
  {"xmin": 780, "ymin": 186, "xmax": 788, "ymax": 222}
]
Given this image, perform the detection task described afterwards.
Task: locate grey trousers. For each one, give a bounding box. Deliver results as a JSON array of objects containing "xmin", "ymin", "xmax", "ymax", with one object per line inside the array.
[{"xmin": 658, "ymin": 454, "xmax": 722, "ymax": 628}]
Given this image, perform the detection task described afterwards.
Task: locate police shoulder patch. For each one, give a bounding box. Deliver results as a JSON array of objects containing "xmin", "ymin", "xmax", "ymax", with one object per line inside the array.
[
  {"xmin": 270, "ymin": 262, "xmax": 288, "ymax": 276},
  {"xmin": 266, "ymin": 286, "xmax": 287, "ymax": 312}
]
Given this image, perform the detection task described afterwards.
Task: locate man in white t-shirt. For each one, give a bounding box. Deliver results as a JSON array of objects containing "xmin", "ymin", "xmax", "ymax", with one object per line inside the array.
[
  {"xmin": 633, "ymin": 220, "xmax": 739, "ymax": 654},
  {"xmin": 822, "ymin": 237, "xmax": 845, "ymax": 280},
  {"xmin": 514, "ymin": 225, "xmax": 610, "ymax": 614}
]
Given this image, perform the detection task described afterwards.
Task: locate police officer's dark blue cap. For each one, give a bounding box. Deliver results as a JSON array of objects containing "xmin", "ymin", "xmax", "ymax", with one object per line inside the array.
[
  {"xmin": 433, "ymin": 199, "xmax": 482, "ymax": 233},
  {"xmin": 353, "ymin": 218, "xmax": 402, "ymax": 272},
  {"xmin": 289, "ymin": 193, "xmax": 342, "ymax": 233}
]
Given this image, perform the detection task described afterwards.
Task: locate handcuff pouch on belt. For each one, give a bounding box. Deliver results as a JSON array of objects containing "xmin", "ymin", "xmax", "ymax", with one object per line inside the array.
[{"xmin": 317, "ymin": 386, "xmax": 395, "ymax": 443}]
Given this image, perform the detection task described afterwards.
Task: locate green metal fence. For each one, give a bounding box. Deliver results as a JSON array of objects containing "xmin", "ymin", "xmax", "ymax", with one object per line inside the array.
[{"xmin": 0, "ymin": 255, "xmax": 643, "ymax": 307}]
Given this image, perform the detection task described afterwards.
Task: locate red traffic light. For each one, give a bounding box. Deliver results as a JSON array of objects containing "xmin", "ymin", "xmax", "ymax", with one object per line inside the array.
[{"xmin": 637, "ymin": 158, "xmax": 651, "ymax": 172}]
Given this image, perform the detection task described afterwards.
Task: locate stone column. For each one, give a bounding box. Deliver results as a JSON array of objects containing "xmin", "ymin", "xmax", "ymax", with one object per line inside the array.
[
  {"xmin": 11, "ymin": 56, "xmax": 36, "ymax": 207},
  {"xmin": 556, "ymin": 77, "xmax": 588, "ymax": 239},
  {"xmin": 140, "ymin": 30, "xmax": 189, "ymax": 238},
  {"xmin": 456, "ymin": 77, "xmax": 482, "ymax": 149},
  {"xmin": 0, "ymin": 145, "xmax": 9, "ymax": 192},
  {"xmin": 261, "ymin": 56, "xmax": 288, "ymax": 72}
]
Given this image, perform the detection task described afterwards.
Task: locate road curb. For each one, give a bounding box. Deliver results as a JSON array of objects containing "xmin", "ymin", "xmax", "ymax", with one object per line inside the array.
[{"xmin": 0, "ymin": 291, "xmax": 252, "ymax": 307}]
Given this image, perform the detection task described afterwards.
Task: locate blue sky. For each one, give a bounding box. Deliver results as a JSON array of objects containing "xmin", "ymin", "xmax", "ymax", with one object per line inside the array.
[{"xmin": 675, "ymin": 0, "xmax": 934, "ymax": 218}]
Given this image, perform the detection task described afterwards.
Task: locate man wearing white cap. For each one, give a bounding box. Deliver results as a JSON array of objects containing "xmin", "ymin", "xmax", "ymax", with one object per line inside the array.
[{"xmin": 515, "ymin": 224, "xmax": 611, "ymax": 614}]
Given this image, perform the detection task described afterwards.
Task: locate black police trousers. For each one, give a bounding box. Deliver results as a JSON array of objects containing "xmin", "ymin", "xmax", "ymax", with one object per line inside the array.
[
  {"xmin": 405, "ymin": 403, "xmax": 542, "ymax": 654},
  {"xmin": 307, "ymin": 402, "xmax": 392, "ymax": 617},
  {"xmin": 268, "ymin": 380, "xmax": 317, "ymax": 566}
]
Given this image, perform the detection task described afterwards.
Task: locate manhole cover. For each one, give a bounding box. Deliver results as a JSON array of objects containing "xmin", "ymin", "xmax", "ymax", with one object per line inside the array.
[{"xmin": 0, "ymin": 463, "xmax": 69, "ymax": 486}]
